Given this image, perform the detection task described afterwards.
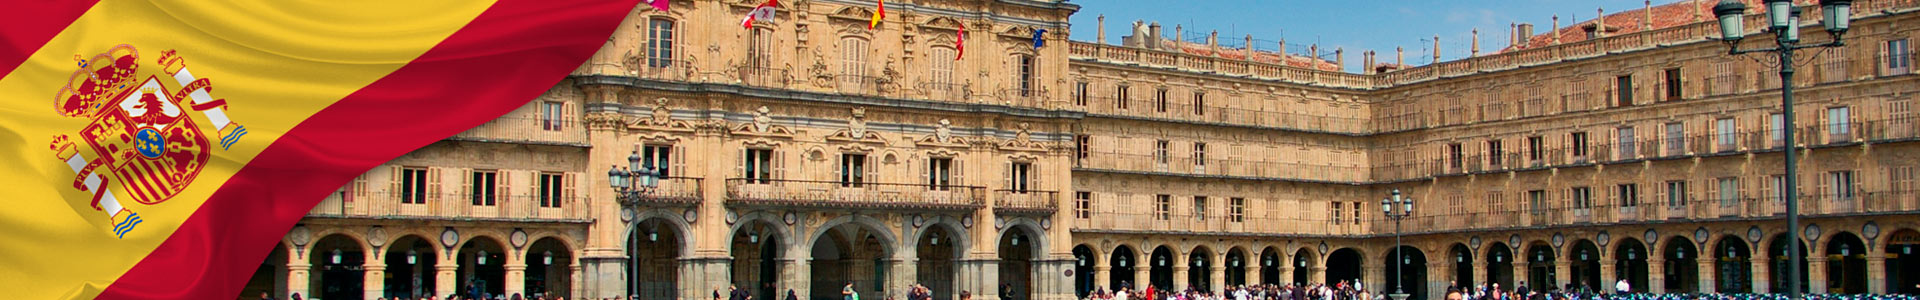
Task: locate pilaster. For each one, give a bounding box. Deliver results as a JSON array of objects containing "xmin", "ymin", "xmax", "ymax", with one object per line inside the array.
[
  {"xmin": 506, "ymin": 263, "xmax": 528, "ymax": 297},
  {"xmin": 1867, "ymin": 253, "xmax": 1887, "ymax": 294},
  {"xmin": 364, "ymin": 264, "xmax": 387, "ymax": 300},
  {"xmin": 1172, "ymin": 266, "xmax": 1190, "ymax": 291},
  {"xmin": 437, "ymin": 264, "xmax": 459, "ymax": 299},
  {"xmin": 288, "ymin": 262, "xmax": 311, "ymax": 299},
  {"xmin": 1808, "ymin": 258, "xmax": 1828, "ymax": 293},
  {"xmin": 1598, "ymin": 261, "xmax": 1615, "ymax": 292},
  {"xmin": 1209, "ymin": 265, "xmax": 1225, "ymax": 292},
  {"xmin": 1645, "ymin": 258, "xmax": 1665, "ymax": 294},
  {"xmin": 1093, "ymin": 266, "xmax": 1112, "ymax": 292},
  {"xmin": 1695, "ymin": 259, "xmax": 1714, "ymax": 293},
  {"xmin": 1751, "ymin": 257, "xmax": 1770, "ymax": 294}
]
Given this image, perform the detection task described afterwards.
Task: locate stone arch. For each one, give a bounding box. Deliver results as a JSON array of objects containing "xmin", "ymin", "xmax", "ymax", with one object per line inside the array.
[
  {"xmin": 725, "ymin": 210, "xmax": 798, "ymax": 254},
  {"xmin": 626, "ymin": 208, "xmax": 697, "ymax": 256},
  {"xmin": 803, "ymin": 214, "xmax": 901, "ymax": 258},
  {"xmin": 904, "ymin": 214, "xmax": 972, "ymax": 258},
  {"xmin": 996, "ymin": 218, "xmax": 1049, "ymax": 255}
]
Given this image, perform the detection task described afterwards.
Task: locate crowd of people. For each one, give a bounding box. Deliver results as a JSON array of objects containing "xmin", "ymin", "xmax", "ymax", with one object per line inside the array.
[
  {"xmin": 1080, "ymin": 280, "xmax": 1378, "ymax": 300},
  {"xmin": 1071, "ymin": 279, "xmax": 1918, "ymax": 300}
]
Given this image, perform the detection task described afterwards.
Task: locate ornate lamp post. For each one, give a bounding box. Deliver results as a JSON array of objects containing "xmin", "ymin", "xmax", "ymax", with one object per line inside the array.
[
  {"xmin": 607, "ymin": 150, "xmax": 660, "ymax": 296},
  {"xmin": 1711, "ymin": 0, "xmax": 1851, "ymax": 299},
  {"xmin": 1381, "ymin": 189, "xmax": 1415, "ymax": 300}
]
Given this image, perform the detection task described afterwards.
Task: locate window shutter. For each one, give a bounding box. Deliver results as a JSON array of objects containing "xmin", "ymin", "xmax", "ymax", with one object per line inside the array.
[
  {"xmin": 1818, "ymin": 173, "xmax": 1831, "ymax": 200},
  {"xmin": 865, "ymin": 155, "xmax": 878, "ymax": 184},
  {"xmin": 953, "ymin": 158, "xmax": 966, "ymax": 186},
  {"xmin": 426, "ymin": 167, "xmax": 441, "ymax": 204},
  {"xmin": 564, "ymin": 173, "xmax": 578, "ymax": 208},
  {"xmin": 737, "ymin": 148, "xmax": 748, "ymax": 179},
  {"xmin": 1881, "ymin": 42, "xmax": 1891, "ymax": 75},
  {"xmin": 672, "ymin": 145, "xmax": 688, "ymax": 178},
  {"xmin": 461, "ymin": 168, "xmax": 473, "ymax": 205},
  {"xmin": 562, "ymin": 101, "xmax": 575, "ymax": 131},
  {"xmin": 389, "ymin": 165, "xmax": 401, "ymax": 203},
  {"xmin": 497, "ymin": 170, "xmax": 509, "ymax": 206},
  {"xmin": 773, "ymin": 150, "xmax": 787, "ymax": 180},
  {"xmin": 832, "ymin": 152, "xmax": 843, "ymax": 182},
  {"xmin": 351, "ymin": 173, "xmax": 368, "ymax": 203},
  {"xmin": 1003, "ymin": 159, "xmax": 1013, "ymax": 190},
  {"xmin": 1853, "ymin": 171, "xmax": 1864, "ymax": 199},
  {"xmin": 1655, "ymin": 184, "xmax": 1666, "ymax": 207},
  {"xmin": 914, "ymin": 155, "xmax": 927, "ymax": 187}
]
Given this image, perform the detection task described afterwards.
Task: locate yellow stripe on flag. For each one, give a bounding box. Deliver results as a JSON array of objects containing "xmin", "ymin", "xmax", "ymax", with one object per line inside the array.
[{"xmin": 0, "ymin": 1, "xmax": 496, "ymax": 298}]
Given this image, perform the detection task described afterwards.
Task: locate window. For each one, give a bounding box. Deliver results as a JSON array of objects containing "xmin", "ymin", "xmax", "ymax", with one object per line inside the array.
[
  {"xmin": 1331, "ymin": 201, "xmax": 1344, "ymax": 224},
  {"xmin": 1828, "ymin": 106, "xmax": 1851, "ymax": 140},
  {"xmin": 1193, "ymin": 92, "xmax": 1207, "ymax": 115},
  {"xmin": 1830, "ymin": 171, "xmax": 1855, "ymax": 200},
  {"xmin": 839, "ymin": 38, "xmax": 870, "ymax": 82},
  {"xmin": 642, "ymin": 144, "xmax": 673, "ymax": 177},
  {"xmin": 542, "ymin": 101, "xmax": 565, "ymax": 131},
  {"xmin": 743, "ymin": 148, "xmax": 774, "ymax": 184},
  {"xmin": 1487, "ymin": 139, "xmax": 1503, "ymax": 167},
  {"xmin": 1116, "ymin": 85, "xmax": 1130, "ymax": 110},
  {"xmin": 1615, "ymin": 75, "xmax": 1634, "ymax": 106},
  {"xmin": 1716, "ymin": 118, "xmax": 1737, "ymax": 151},
  {"xmin": 1617, "ymin": 127, "xmax": 1636, "ymax": 159},
  {"xmin": 1527, "ymin": 136, "xmax": 1544, "ymax": 162},
  {"xmin": 747, "ymin": 28, "xmax": 775, "ymax": 69},
  {"xmin": 840, "ymin": 153, "xmax": 867, "ymax": 187},
  {"xmin": 1617, "ymin": 183, "xmax": 1640, "ymax": 208},
  {"xmin": 1352, "ymin": 201, "xmax": 1364, "ymax": 224},
  {"xmin": 1074, "ymin": 82, "xmax": 1089, "ymax": 106},
  {"xmin": 930, "ymin": 47, "xmax": 956, "ymax": 88},
  {"xmin": 1572, "ymin": 187, "xmax": 1593, "ymax": 209},
  {"xmin": 539, "ymin": 172, "xmax": 564, "ymax": 208},
  {"xmin": 1193, "ymin": 196, "xmax": 1208, "ymax": 220},
  {"xmin": 1666, "ymin": 180, "xmax": 1689, "ymax": 207},
  {"xmin": 647, "ymin": 19, "xmax": 675, "ymax": 68},
  {"xmin": 1528, "ymin": 190, "xmax": 1547, "ymax": 214},
  {"xmin": 1889, "ymin": 39, "xmax": 1911, "ymax": 75},
  {"xmin": 1155, "ymin": 195, "xmax": 1171, "ymax": 220},
  {"xmin": 1718, "ymin": 177, "xmax": 1739, "ymax": 207},
  {"xmin": 1154, "ymin": 88, "xmax": 1168, "ymax": 113},
  {"xmin": 470, "ymin": 170, "xmax": 497, "ymax": 206},
  {"xmin": 1228, "ymin": 197, "xmax": 1245, "ymax": 222},
  {"xmin": 1665, "ymin": 122, "xmax": 1685, "ymax": 155},
  {"xmin": 1193, "ymin": 142, "xmax": 1207, "ymax": 169},
  {"xmin": 1770, "ymin": 113, "xmax": 1787, "ymax": 146},
  {"xmin": 1769, "ymin": 174, "xmax": 1788, "ymax": 202},
  {"xmin": 1664, "ymin": 68, "xmax": 1683, "ymax": 100},
  {"xmin": 1074, "ymin": 135, "xmax": 1091, "ymax": 160},
  {"xmin": 1571, "ymin": 132, "xmax": 1590, "ymax": 158},
  {"xmin": 1447, "ymin": 143, "xmax": 1464, "ymax": 170},
  {"xmin": 1015, "ymin": 55, "xmax": 1035, "ymax": 96},
  {"xmin": 928, "ymin": 158, "xmax": 952, "ymax": 190},
  {"xmin": 1008, "ymin": 162, "xmax": 1031, "ymax": 193},
  {"xmin": 1074, "ymin": 192, "xmax": 1092, "ymax": 219},
  {"xmin": 401, "ymin": 167, "xmax": 427, "ymax": 204},
  {"xmin": 1154, "ymin": 140, "xmax": 1170, "ymax": 166}
]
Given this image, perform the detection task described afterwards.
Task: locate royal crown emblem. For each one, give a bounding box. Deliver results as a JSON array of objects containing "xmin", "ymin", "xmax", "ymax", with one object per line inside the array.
[{"xmin": 48, "ymin": 44, "xmax": 245, "ymax": 238}]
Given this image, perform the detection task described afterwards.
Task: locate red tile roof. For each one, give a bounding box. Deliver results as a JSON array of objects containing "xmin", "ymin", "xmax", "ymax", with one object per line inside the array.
[{"xmin": 1501, "ymin": 0, "xmax": 1809, "ymax": 53}]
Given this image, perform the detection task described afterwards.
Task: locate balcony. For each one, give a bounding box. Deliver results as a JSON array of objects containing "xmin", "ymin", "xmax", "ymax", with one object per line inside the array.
[
  {"xmin": 723, "ymin": 178, "xmax": 984, "ymax": 211},
  {"xmin": 621, "ymin": 177, "xmax": 705, "ymax": 208},
  {"xmin": 1070, "ymin": 211, "xmax": 1362, "ymax": 237},
  {"xmin": 732, "ymin": 64, "xmax": 793, "ymax": 89},
  {"xmin": 1077, "ymin": 151, "xmax": 1366, "ymax": 183},
  {"xmin": 308, "ymin": 192, "xmax": 592, "ymax": 223},
  {"xmin": 1078, "ymin": 96, "xmax": 1373, "ymax": 134},
  {"xmin": 994, "ymin": 190, "xmax": 1058, "ymax": 215},
  {"xmin": 917, "ymin": 82, "xmax": 970, "ymax": 102},
  {"xmin": 446, "ymin": 116, "xmax": 586, "ymax": 146}
]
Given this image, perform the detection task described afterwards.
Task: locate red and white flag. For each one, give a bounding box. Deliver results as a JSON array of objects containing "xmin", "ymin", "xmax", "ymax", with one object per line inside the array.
[
  {"xmin": 956, "ymin": 22, "xmax": 966, "ymax": 60},
  {"xmin": 646, "ymin": 0, "xmax": 669, "ymax": 12},
  {"xmin": 742, "ymin": 0, "xmax": 777, "ymax": 28}
]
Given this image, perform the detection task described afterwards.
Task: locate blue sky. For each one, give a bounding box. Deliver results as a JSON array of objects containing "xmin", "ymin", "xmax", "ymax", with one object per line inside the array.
[{"xmin": 1066, "ymin": 0, "xmax": 1690, "ymax": 72}]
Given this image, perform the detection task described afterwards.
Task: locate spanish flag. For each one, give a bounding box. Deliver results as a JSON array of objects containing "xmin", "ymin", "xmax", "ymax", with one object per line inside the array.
[{"xmin": 0, "ymin": 0, "xmax": 639, "ymax": 298}]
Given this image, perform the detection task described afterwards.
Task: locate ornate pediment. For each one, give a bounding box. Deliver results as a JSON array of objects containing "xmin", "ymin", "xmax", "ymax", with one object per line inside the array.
[
  {"xmin": 915, "ymin": 118, "xmax": 969, "ymax": 148},
  {"xmin": 826, "ymin": 108, "xmax": 887, "ymax": 144},
  {"xmin": 828, "ymin": 6, "xmax": 877, "ymax": 23},
  {"xmin": 628, "ymin": 98, "xmax": 696, "ymax": 133},
  {"xmin": 732, "ymin": 106, "xmax": 796, "ymax": 138},
  {"xmin": 921, "ymin": 16, "xmax": 962, "ymax": 32},
  {"xmin": 996, "ymin": 122, "xmax": 1047, "ymax": 152}
]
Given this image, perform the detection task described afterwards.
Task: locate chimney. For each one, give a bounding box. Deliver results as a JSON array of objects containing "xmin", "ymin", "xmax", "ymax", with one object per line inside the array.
[
  {"xmin": 1364, "ymin": 50, "xmax": 1376, "ymax": 74},
  {"xmin": 1097, "ymin": 15, "xmax": 1107, "ymax": 44},
  {"xmin": 1552, "ymin": 15, "xmax": 1562, "ymax": 44},
  {"xmin": 1510, "ymin": 23, "xmax": 1519, "ymax": 47},
  {"xmin": 1310, "ymin": 44, "xmax": 1319, "ymax": 61},
  {"xmin": 1471, "ymin": 28, "xmax": 1481, "ymax": 57},
  {"xmin": 1432, "ymin": 35, "xmax": 1441, "ymax": 63},
  {"xmin": 1518, "ymin": 23, "xmax": 1536, "ymax": 44},
  {"xmin": 1693, "ymin": 0, "xmax": 1704, "ymax": 22},
  {"xmin": 1335, "ymin": 48, "xmax": 1344, "ymax": 72},
  {"xmin": 1396, "ymin": 46, "xmax": 1405, "ymax": 66},
  {"xmin": 1148, "ymin": 22, "xmax": 1162, "ymax": 49},
  {"xmin": 1208, "ymin": 30, "xmax": 1219, "ymax": 54},
  {"xmin": 1244, "ymin": 34, "xmax": 1255, "ymax": 61},
  {"xmin": 1173, "ymin": 24, "xmax": 1183, "ymax": 47},
  {"xmin": 1278, "ymin": 38, "xmax": 1287, "ymax": 57}
]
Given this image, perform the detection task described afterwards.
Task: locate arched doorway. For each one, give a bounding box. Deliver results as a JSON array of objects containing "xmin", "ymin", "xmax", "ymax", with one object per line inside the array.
[
  {"xmin": 385, "ymin": 235, "xmax": 438, "ymax": 299},
  {"xmin": 733, "ymin": 220, "xmax": 784, "ymax": 300},
  {"xmin": 1448, "ymin": 243, "xmax": 1473, "ymax": 290},
  {"xmin": 1111, "ymin": 245, "xmax": 1138, "ymax": 290},
  {"xmin": 457, "ymin": 236, "xmax": 507, "ymax": 299},
  {"xmin": 1292, "ymin": 248, "xmax": 1315, "ymax": 286},
  {"xmin": 630, "ymin": 218, "xmax": 682, "ymax": 299},
  {"xmin": 999, "ymin": 226, "xmax": 1038, "ymax": 300},
  {"xmin": 1662, "ymin": 236, "xmax": 1699, "ymax": 293},
  {"xmin": 1486, "ymin": 242, "xmax": 1514, "ymax": 290},
  {"xmin": 1259, "ymin": 247, "xmax": 1282, "ymax": 286},
  {"xmin": 1714, "ymin": 236, "xmax": 1751, "ymax": 293},
  {"xmin": 1325, "ymin": 248, "xmax": 1363, "ymax": 286},
  {"xmin": 526, "ymin": 237, "xmax": 572, "ymax": 299},
  {"xmin": 1150, "ymin": 246, "xmax": 1175, "ymax": 290},
  {"xmin": 1824, "ymin": 232, "xmax": 1867, "ymax": 294},
  {"xmin": 1888, "ymin": 229, "xmax": 1920, "ymax": 295},
  {"xmin": 1226, "ymin": 248, "xmax": 1248, "ymax": 287},
  {"xmin": 1767, "ymin": 234, "xmax": 1809, "ymax": 294},
  {"xmin": 1073, "ymin": 245, "xmax": 1097, "ymax": 298},
  {"xmin": 311, "ymin": 234, "xmax": 365, "ymax": 300},
  {"xmin": 1567, "ymin": 240, "xmax": 1601, "ymax": 293},
  {"xmin": 1524, "ymin": 243, "xmax": 1556, "ymax": 292},
  {"xmin": 811, "ymin": 221, "xmax": 892, "ymax": 300},
  {"xmin": 1383, "ymin": 246, "xmax": 1427, "ymax": 300},
  {"xmin": 1188, "ymin": 246, "xmax": 1214, "ymax": 292},
  {"xmin": 239, "ymin": 242, "xmax": 289, "ymax": 299},
  {"xmin": 918, "ymin": 224, "xmax": 960, "ymax": 300},
  {"xmin": 1613, "ymin": 238, "xmax": 1647, "ymax": 294}
]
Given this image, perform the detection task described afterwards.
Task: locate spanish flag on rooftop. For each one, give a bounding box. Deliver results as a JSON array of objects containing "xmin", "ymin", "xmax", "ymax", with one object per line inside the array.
[{"xmin": 0, "ymin": 1, "xmax": 639, "ymax": 298}]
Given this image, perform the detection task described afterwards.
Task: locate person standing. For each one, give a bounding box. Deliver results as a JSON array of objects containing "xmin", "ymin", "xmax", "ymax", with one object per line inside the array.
[
  {"xmin": 843, "ymin": 282, "xmax": 858, "ymax": 300},
  {"xmin": 1611, "ymin": 279, "xmax": 1628, "ymax": 295}
]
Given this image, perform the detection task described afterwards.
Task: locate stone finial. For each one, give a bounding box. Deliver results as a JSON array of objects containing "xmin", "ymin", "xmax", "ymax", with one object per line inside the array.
[
  {"xmin": 1208, "ymin": 30, "xmax": 1219, "ymax": 50},
  {"xmin": 1693, "ymin": 0, "xmax": 1705, "ymax": 22},
  {"xmin": 1244, "ymin": 34, "xmax": 1255, "ymax": 61},
  {"xmin": 1552, "ymin": 15, "xmax": 1562, "ymax": 44},
  {"xmin": 1596, "ymin": 7, "xmax": 1607, "ymax": 38},
  {"xmin": 1396, "ymin": 46, "xmax": 1405, "ymax": 66},
  {"xmin": 1363, "ymin": 50, "xmax": 1376, "ymax": 74},
  {"xmin": 1334, "ymin": 48, "xmax": 1344, "ymax": 72},
  {"xmin": 1644, "ymin": 0, "xmax": 1654, "ymax": 30},
  {"xmin": 1310, "ymin": 44, "xmax": 1319, "ymax": 60},
  {"xmin": 1097, "ymin": 14, "xmax": 1107, "ymax": 44},
  {"xmin": 1471, "ymin": 28, "xmax": 1481, "ymax": 57},
  {"xmin": 1510, "ymin": 23, "xmax": 1519, "ymax": 46},
  {"xmin": 1172, "ymin": 24, "xmax": 1182, "ymax": 46},
  {"xmin": 1432, "ymin": 35, "xmax": 1441, "ymax": 62},
  {"xmin": 1278, "ymin": 38, "xmax": 1287, "ymax": 57}
]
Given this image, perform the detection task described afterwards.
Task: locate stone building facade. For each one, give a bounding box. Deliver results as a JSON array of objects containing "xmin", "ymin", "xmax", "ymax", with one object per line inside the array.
[{"xmin": 242, "ymin": 0, "xmax": 1920, "ymax": 299}]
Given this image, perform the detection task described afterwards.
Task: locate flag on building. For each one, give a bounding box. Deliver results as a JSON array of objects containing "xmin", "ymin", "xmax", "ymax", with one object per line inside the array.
[
  {"xmin": 870, "ymin": 0, "xmax": 886, "ymax": 29},
  {"xmin": 1033, "ymin": 28, "xmax": 1048, "ymax": 49},
  {"xmin": 0, "ymin": 0, "xmax": 640, "ymax": 298},
  {"xmin": 956, "ymin": 23, "xmax": 967, "ymax": 60},
  {"xmin": 647, "ymin": 0, "xmax": 669, "ymax": 12},
  {"xmin": 744, "ymin": 0, "xmax": 778, "ymax": 28}
]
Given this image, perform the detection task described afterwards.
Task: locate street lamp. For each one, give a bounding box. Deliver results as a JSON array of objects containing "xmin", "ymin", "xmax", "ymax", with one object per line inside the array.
[
  {"xmin": 1381, "ymin": 189, "xmax": 1415, "ymax": 300},
  {"xmin": 1713, "ymin": 0, "xmax": 1851, "ymax": 298},
  {"xmin": 608, "ymin": 150, "xmax": 661, "ymax": 297}
]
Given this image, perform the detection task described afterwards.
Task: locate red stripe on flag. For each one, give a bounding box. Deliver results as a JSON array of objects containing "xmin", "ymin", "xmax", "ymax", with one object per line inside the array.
[
  {"xmin": 110, "ymin": 161, "xmax": 165, "ymax": 203},
  {"xmin": 94, "ymin": 0, "xmax": 642, "ymax": 298},
  {"xmin": 0, "ymin": 1, "xmax": 100, "ymax": 77}
]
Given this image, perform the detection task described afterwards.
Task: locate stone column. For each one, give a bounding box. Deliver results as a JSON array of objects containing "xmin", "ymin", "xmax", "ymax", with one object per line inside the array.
[
  {"xmin": 1209, "ymin": 265, "xmax": 1225, "ymax": 292},
  {"xmin": 1134, "ymin": 264, "xmax": 1150, "ymax": 290},
  {"xmin": 570, "ymin": 264, "xmax": 585, "ymax": 299},
  {"xmin": 364, "ymin": 264, "xmax": 387, "ymax": 300},
  {"xmin": 1516, "ymin": 261, "xmax": 1530, "ymax": 290},
  {"xmin": 287, "ymin": 262, "xmax": 311, "ymax": 299},
  {"xmin": 890, "ymin": 258, "xmax": 917, "ymax": 299},
  {"xmin": 506, "ymin": 262, "xmax": 528, "ymax": 297},
  {"xmin": 1173, "ymin": 266, "xmax": 1190, "ymax": 291},
  {"xmin": 1646, "ymin": 257, "xmax": 1666, "ymax": 294},
  {"xmin": 437, "ymin": 264, "xmax": 459, "ymax": 298},
  {"xmin": 1094, "ymin": 266, "xmax": 1112, "ymax": 292},
  {"xmin": 1695, "ymin": 259, "xmax": 1714, "ymax": 293},
  {"xmin": 1470, "ymin": 259, "xmax": 1487, "ymax": 287},
  {"xmin": 1867, "ymin": 253, "xmax": 1887, "ymax": 294},
  {"xmin": 1310, "ymin": 266, "xmax": 1327, "ymax": 285},
  {"xmin": 1751, "ymin": 257, "xmax": 1771, "ymax": 294},
  {"xmin": 785, "ymin": 258, "xmax": 809, "ymax": 300},
  {"xmin": 1277, "ymin": 266, "xmax": 1293, "ymax": 286},
  {"xmin": 1598, "ymin": 260, "xmax": 1615, "ymax": 293},
  {"xmin": 1808, "ymin": 258, "xmax": 1828, "ymax": 293},
  {"xmin": 1553, "ymin": 260, "xmax": 1569, "ymax": 291}
]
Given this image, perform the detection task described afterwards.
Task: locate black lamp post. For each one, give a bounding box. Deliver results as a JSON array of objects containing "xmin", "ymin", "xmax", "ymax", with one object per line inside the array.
[
  {"xmin": 607, "ymin": 150, "xmax": 660, "ymax": 296},
  {"xmin": 1711, "ymin": 0, "xmax": 1851, "ymax": 299},
  {"xmin": 1382, "ymin": 189, "xmax": 1415, "ymax": 300}
]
